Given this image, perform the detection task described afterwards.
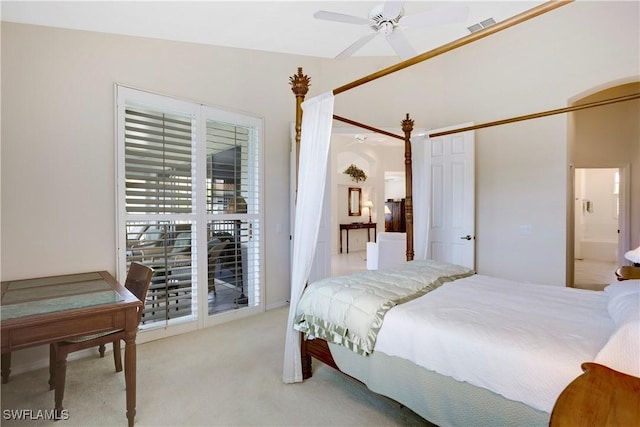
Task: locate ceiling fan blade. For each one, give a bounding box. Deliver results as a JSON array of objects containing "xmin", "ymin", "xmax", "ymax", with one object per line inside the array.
[
  {"xmin": 399, "ymin": 5, "xmax": 469, "ymax": 29},
  {"xmin": 386, "ymin": 31, "xmax": 416, "ymax": 60},
  {"xmin": 382, "ymin": 0, "xmax": 405, "ymax": 19},
  {"xmin": 335, "ymin": 33, "xmax": 377, "ymax": 59},
  {"xmin": 314, "ymin": 10, "xmax": 371, "ymax": 25}
]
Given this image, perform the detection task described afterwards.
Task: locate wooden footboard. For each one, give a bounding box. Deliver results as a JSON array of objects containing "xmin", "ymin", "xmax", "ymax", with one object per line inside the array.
[
  {"xmin": 550, "ymin": 362, "xmax": 640, "ymax": 426},
  {"xmin": 300, "ymin": 333, "xmax": 339, "ymax": 379}
]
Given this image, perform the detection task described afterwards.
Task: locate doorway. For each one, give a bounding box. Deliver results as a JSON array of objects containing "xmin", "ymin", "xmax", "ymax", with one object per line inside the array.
[
  {"xmin": 573, "ymin": 167, "xmax": 622, "ymax": 288},
  {"xmin": 384, "ymin": 171, "xmax": 405, "ymax": 232}
]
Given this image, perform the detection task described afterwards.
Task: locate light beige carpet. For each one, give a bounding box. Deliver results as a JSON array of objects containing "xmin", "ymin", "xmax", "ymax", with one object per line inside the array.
[{"xmin": 1, "ymin": 307, "xmax": 431, "ymax": 426}]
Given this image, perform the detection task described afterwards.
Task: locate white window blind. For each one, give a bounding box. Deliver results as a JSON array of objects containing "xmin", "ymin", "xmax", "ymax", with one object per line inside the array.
[{"xmin": 125, "ymin": 107, "xmax": 193, "ymax": 214}]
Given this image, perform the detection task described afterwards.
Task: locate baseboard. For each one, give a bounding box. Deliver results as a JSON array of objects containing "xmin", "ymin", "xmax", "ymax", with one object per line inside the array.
[
  {"xmin": 266, "ymin": 300, "xmax": 289, "ymax": 311},
  {"xmin": 6, "ymin": 346, "xmax": 103, "ymax": 378}
]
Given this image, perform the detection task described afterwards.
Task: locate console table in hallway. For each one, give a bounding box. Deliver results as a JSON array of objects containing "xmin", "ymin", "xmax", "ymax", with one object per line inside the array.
[{"xmin": 339, "ymin": 222, "xmax": 376, "ymax": 254}]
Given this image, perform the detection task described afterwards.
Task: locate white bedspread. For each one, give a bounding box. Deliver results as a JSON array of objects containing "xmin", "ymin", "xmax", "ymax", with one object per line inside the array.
[
  {"xmin": 374, "ymin": 274, "xmax": 615, "ymax": 413},
  {"xmin": 295, "ymin": 260, "xmax": 474, "ymax": 355}
]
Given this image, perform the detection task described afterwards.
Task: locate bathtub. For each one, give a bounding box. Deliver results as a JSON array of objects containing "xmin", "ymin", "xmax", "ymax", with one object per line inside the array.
[{"xmin": 580, "ymin": 239, "xmax": 618, "ymax": 262}]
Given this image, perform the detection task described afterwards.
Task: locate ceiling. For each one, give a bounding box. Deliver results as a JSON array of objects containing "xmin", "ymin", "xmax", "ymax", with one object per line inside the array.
[
  {"xmin": 1, "ymin": 1, "xmax": 545, "ymax": 147},
  {"xmin": 1, "ymin": 1, "xmax": 545, "ymax": 59}
]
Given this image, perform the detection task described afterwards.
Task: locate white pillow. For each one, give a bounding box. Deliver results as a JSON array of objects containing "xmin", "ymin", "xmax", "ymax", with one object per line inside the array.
[
  {"xmin": 607, "ymin": 289, "xmax": 640, "ymax": 325},
  {"xmin": 595, "ymin": 290, "xmax": 640, "ymax": 377},
  {"xmin": 594, "ymin": 319, "xmax": 640, "ymax": 377},
  {"xmin": 624, "ymin": 246, "xmax": 640, "ymax": 264},
  {"xmin": 604, "ymin": 280, "xmax": 640, "ymax": 299}
]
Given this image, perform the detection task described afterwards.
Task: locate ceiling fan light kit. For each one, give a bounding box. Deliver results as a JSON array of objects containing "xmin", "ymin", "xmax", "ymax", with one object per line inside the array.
[{"xmin": 314, "ymin": 0, "xmax": 469, "ymax": 60}]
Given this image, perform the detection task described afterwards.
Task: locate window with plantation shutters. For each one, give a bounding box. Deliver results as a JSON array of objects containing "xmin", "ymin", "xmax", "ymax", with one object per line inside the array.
[{"xmin": 116, "ymin": 86, "xmax": 263, "ymax": 332}]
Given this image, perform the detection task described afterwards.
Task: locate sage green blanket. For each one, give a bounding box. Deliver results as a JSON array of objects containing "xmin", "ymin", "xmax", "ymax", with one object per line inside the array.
[{"xmin": 294, "ymin": 259, "xmax": 475, "ymax": 355}]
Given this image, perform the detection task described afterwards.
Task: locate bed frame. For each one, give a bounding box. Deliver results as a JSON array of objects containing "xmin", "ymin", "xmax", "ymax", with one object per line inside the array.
[
  {"xmin": 288, "ymin": 0, "xmax": 639, "ymax": 422},
  {"xmin": 289, "ymin": 0, "xmax": 566, "ymax": 381},
  {"xmin": 300, "ymin": 334, "xmax": 336, "ymax": 379}
]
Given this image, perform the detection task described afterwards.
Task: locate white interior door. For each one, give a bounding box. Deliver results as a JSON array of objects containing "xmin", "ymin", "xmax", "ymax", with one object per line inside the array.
[{"xmin": 427, "ymin": 125, "xmax": 475, "ymax": 269}]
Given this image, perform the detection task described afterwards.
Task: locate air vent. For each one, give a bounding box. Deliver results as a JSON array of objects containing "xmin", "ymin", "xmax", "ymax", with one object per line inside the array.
[
  {"xmin": 467, "ymin": 17, "xmax": 496, "ymax": 33},
  {"xmin": 467, "ymin": 23, "xmax": 482, "ymax": 33}
]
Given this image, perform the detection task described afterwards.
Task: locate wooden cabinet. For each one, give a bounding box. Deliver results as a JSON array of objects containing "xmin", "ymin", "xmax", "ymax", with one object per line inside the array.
[{"xmin": 385, "ymin": 199, "xmax": 406, "ymax": 232}]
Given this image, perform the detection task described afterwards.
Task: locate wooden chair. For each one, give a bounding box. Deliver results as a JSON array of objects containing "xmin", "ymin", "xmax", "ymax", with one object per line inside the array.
[{"xmin": 48, "ymin": 262, "xmax": 153, "ymax": 393}]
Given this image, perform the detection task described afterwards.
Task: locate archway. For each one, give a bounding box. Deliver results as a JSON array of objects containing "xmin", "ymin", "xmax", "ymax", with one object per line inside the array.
[{"xmin": 567, "ymin": 81, "xmax": 640, "ymax": 287}]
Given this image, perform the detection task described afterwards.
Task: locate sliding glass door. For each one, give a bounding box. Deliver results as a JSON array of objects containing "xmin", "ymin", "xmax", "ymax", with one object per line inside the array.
[{"xmin": 116, "ymin": 86, "xmax": 263, "ymax": 335}]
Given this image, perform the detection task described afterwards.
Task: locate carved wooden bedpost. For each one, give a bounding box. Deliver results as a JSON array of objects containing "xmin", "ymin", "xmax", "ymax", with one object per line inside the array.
[
  {"xmin": 289, "ymin": 67, "xmax": 310, "ymax": 196},
  {"xmin": 402, "ymin": 114, "xmax": 415, "ymax": 261}
]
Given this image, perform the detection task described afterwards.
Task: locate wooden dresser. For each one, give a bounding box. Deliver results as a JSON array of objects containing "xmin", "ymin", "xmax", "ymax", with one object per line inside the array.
[{"xmin": 384, "ymin": 199, "xmax": 405, "ymax": 232}]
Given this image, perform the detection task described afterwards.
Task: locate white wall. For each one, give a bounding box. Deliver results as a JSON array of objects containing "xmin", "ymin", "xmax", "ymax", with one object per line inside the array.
[
  {"xmin": 385, "ymin": 174, "xmax": 405, "ymax": 202},
  {"xmin": 322, "ymin": 1, "xmax": 639, "ymax": 285},
  {"xmin": 0, "ymin": 22, "xmax": 322, "ymax": 310}
]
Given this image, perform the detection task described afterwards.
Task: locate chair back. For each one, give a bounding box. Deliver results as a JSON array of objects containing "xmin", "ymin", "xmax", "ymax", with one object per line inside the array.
[{"xmin": 124, "ymin": 262, "xmax": 154, "ymax": 324}]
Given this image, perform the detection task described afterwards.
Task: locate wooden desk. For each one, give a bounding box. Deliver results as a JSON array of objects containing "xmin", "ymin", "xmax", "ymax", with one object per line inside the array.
[
  {"xmin": 339, "ymin": 222, "xmax": 376, "ymax": 254},
  {"xmin": 550, "ymin": 362, "xmax": 640, "ymax": 426},
  {"xmin": 1, "ymin": 271, "xmax": 142, "ymax": 427}
]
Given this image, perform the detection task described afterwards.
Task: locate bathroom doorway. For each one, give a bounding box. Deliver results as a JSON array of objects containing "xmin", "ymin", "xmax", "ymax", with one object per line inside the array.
[{"xmin": 573, "ymin": 167, "xmax": 622, "ymax": 288}]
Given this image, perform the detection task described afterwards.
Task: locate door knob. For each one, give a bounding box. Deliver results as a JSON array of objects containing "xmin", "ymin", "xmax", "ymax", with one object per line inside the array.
[{"xmin": 460, "ymin": 235, "xmax": 472, "ymax": 240}]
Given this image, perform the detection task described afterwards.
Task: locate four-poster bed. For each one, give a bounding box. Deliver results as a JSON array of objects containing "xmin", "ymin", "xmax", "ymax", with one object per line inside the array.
[{"xmin": 283, "ymin": 0, "xmax": 640, "ymax": 425}]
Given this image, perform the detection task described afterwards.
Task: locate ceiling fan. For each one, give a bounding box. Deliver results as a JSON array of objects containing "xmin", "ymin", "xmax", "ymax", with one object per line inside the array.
[
  {"xmin": 314, "ymin": 0, "xmax": 469, "ymax": 60},
  {"xmin": 344, "ymin": 134, "xmax": 369, "ymax": 147},
  {"xmin": 343, "ymin": 133, "xmax": 393, "ymax": 148}
]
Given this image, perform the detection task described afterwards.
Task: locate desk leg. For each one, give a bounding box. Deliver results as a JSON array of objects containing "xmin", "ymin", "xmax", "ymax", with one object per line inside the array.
[
  {"xmin": 49, "ymin": 344, "xmax": 55, "ymax": 389},
  {"xmin": 1, "ymin": 352, "xmax": 11, "ymax": 384},
  {"xmin": 346, "ymin": 230, "xmax": 350, "ymax": 254},
  {"xmin": 339, "ymin": 230, "xmax": 343, "ymax": 254},
  {"xmin": 53, "ymin": 349, "xmax": 67, "ymax": 415},
  {"xmin": 124, "ymin": 333, "xmax": 137, "ymax": 427}
]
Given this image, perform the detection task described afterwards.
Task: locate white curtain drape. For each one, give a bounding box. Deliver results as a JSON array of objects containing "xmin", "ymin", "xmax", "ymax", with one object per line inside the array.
[
  {"xmin": 282, "ymin": 92, "xmax": 335, "ymax": 383},
  {"xmin": 412, "ymin": 135, "xmax": 430, "ymax": 260}
]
